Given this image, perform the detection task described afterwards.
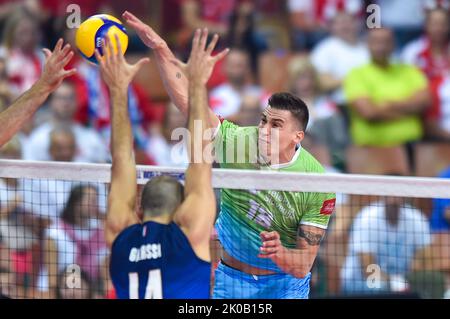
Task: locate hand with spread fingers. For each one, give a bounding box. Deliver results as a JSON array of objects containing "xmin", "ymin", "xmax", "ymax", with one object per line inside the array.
[
  {"xmin": 171, "ymin": 28, "xmax": 229, "ymax": 85},
  {"xmin": 95, "ymin": 34, "xmax": 150, "ymax": 92},
  {"xmin": 39, "ymin": 38, "xmax": 77, "ymax": 93}
]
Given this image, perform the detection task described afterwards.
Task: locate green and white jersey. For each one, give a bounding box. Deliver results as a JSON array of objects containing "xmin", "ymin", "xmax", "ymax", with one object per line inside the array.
[{"xmin": 215, "ymin": 120, "xmax": 336, "ymax": 272}]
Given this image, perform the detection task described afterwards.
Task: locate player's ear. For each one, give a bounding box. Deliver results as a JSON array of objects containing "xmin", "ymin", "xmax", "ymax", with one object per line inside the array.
[{"xmin": 294, "ymin": 130, "xmax": 304, "ymax": 145}]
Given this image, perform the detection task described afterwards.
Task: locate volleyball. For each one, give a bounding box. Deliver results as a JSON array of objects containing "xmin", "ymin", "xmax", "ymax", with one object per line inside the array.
[{"xmin": 75, "ymin": 14, "xmax": 128, "ymax": 64}]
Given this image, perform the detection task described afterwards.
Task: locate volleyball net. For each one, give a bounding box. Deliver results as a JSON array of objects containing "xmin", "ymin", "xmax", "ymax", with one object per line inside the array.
[{"xmin": 0, "ymin": 159, "xmax": 449, "ymax": 299}]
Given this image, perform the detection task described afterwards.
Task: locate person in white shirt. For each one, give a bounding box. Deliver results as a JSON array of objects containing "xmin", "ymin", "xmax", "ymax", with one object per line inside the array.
[
  {"xmin": 209, "ymin": 49, "xmax": 267, "ymax": 119},
  {"xmin": 22, "ymin": 128, "xmax": 107, "ymax": 221},
  {"xmin": 288, "ymin": 0, "xmax": 363, "ymax": 51},
  {"xmin": 340, "ymin": 197, "xmax": 432, "ymax": 295},
  {"xmin": 24, "ymin": 82, "xmax": 109, "ymax": 163},
  {"xmin": 145, "ymin": 102, "xmax": 189, "ymax": 167},
  {"xmin": 310, "ymin": 12, "xmax": 369, "ymax": 105}
]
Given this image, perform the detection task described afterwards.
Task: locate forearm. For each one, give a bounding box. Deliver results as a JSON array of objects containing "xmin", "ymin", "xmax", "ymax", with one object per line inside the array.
[
  {"xmin": 0, "ymin": 80, "xmax": 50, "ymax": 146},
  {"xmin": 110, "ymin": 88, "xmax": 133, "ymax": 160},
  {"xmin": 390, "ymin": 92, "xmax": 430, "ymax": 116},
  {"xmin": 153, "ymin": 44, "xmax": 219, "ymax": 129},
  {"xmin": 153, "ymin": 43, "xmax": 190, "ymax": 116},
  {"xmin": 273, "ymin": 247, "xmax": 316, "ymax": 278}
]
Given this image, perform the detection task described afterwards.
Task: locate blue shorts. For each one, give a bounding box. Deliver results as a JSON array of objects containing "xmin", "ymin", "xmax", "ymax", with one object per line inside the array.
[{"xmin": 213, "ymin": 262, "xmax": 311, "ymax": 299}]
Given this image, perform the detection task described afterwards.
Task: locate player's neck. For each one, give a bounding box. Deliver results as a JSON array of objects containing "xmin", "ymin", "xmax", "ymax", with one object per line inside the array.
[
  {"xmin": 277, "ymin": 146, "xmax": 297, "ymax": 165},
  {"xmin": 143, "ymin": 215, "xmax": 172, "ymax": 225}
]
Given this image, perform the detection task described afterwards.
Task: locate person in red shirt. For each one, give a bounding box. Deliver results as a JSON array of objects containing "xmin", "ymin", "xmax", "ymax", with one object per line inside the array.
[{"xmin": 402, "ymin": 8, "xmax": 450, "ymax": 80}]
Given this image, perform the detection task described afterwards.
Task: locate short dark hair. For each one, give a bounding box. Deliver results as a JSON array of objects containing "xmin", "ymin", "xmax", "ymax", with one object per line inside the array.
[
  {"xmin": 141, "ymin": 175, "xmax": 184, "ymax": 217},
  {"xmin": 268, "ymin": 92, "xmax": 309, "ymax": 130}
]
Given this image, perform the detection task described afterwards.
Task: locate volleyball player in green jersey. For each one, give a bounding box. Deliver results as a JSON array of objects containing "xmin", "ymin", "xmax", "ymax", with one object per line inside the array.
[{"xmin": 124, "ymin": 12, "xmax": 336, "ymax": 298}]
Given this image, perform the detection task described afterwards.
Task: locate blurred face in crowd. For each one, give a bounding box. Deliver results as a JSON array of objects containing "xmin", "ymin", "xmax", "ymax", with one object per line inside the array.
[
  {"xmin": 13, "ymin": 18, "xmax": 40, "ymax": 53},
  {"xmin": 331, "ymin": 12, "xmax": 360, "ymax": 43},
  {"xmin": 79, "ymin": 186, "xmax": 98, "ymax": 220},
  {"xmin": 225, "ymin": 50, "xmax": 250, "ymax": 87},
  {"xmin": 426, "ymin": 9, "xmax": 449, "ymax": 44},
  {"xmin": 49, "ymin": 130, "xmax": 76, "ymax": 162},
  {"xmin": 50, "ymin": 83, "xmax": 77, "ymax": 122},
  {"xmin": 292, "ymin": 68, "xmax": 317, "ymax": 97},
  {"xmin": 235, "ymin": 94, "xmax": 261, "ymax": 127},
  {"xmin": 368, "ymin": 28, "xmax": 395, "ymax": 65}
]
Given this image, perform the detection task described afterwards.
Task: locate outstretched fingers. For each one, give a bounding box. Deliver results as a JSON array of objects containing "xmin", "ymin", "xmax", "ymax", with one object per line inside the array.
[
  {"xmin": 213, "ymin": 48, "xmax": 230, "ymax": 63},
  {"xmin": 199, "ymin": 28, "xmax": 208, "ymax": 51},
  {"xmin": 206, "ymin": 34, "xmax": 219, "ymax": 55}
]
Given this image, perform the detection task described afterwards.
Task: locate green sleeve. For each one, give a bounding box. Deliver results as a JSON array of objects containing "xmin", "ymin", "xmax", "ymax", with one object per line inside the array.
[
  {"xmin": 300, "ymin": 192, "xmax": 336, "ymax": 229},
  {"xmin": 214, "ymin": 120, "xmax": 259, "ymax": 169}
]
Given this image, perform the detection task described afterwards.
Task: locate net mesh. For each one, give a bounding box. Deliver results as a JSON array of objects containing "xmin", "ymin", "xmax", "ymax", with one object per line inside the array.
[{"xmin": 0, "ymin": 161, "xmax": 449, "ymax": 299}]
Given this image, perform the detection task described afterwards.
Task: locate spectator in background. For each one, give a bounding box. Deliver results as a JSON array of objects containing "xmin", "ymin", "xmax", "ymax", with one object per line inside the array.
[
  {"xmin": 402, "ymin": 8, "xmax": 450, "ymax": 80},
  {"xmin": 0, "ymin": 10, "xmax": 43, "ymax": 96},
  {"xmin": 0, "ymin": 57, "xmax": 13, "ymax": 111},
  {"xmin": 22, "ymin": 127, "xmax": 107, "ymax": 223},
  {"xmin": 22, "ymin": 128, "xmax": 77, "ymax": 221},
  {"xmin": 24, "ymin": 82, "xmax": 109, "ymax": 163},
  {"xmin": 310, "ymin": 11, "xmax": 369, "ymax": 105},
  {"xmin": 0, "ymin": 137, "xmax": 23, "ymax": 218},
  {"xmin": 0, "ymin": 138, "xmax": 43, "ymax": 297},
  {"xmin": 145, "ymin": 102, "xmax": 189, "ymax": 167},
  {"xmin": 226, "ymin": 1, "xmax": 268, "ymax": 76},
  {"xmin": 288, "ymin": 56, "xmax": 348, "ymax": 168},
  {"xmin": 288, "ymin": 0, "xmax": 363, "ymax": 51},
  {"xmin": 344, "ymin": 28, "xmax": 430, "ymax": 147},
  {"xmin": 430, "ymin": 166, "xmax": 450, "ymax": 232},
  {"xmin": 209, "ymin": 49, "xmax": 267, "ymax": 120},
  {"xmin": 340, "ymin": 196, "xmax": 432, "ymax": 294},
  {"xmin": 180, "ymin": 0, "xmax": 238, "ymax": 37},
  {"xmin": 426, "ymin": 71, "xmax": 450, "ymax": 141},
  {"xmin": 232, "ymin": 94, "xmax": 262, "ymax": 127},
  {"xmin": 43, "ymin": 184, "xmax": 107, "ymax": 298}
]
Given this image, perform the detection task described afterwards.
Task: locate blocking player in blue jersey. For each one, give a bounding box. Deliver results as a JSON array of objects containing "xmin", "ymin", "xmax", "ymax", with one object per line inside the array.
[{"xmin": 98, "ymin": 31, "xmax": 227, "ymax": 299}]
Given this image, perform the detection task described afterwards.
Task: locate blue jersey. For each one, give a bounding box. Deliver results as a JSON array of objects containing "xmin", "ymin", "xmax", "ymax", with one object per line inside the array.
[{"xmin": 110, "ymin": 221, "xmax": 211, "ymax": 299}]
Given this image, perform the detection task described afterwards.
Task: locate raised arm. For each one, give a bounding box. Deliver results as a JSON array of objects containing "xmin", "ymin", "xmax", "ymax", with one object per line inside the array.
[
  {"xmin": 122, "ymin": 11, "xmax": 220, "ymax": 129},
  {"xmin": 171, "ymin": 29, "xmax": 228, "ymax": 260},
  {"xmin": 97, "ymin": 35, "xmax": 150, "ymax": 247},
  {"xmin": 0, "ymin": 39, "xmax": 75, "ymax": 146}
]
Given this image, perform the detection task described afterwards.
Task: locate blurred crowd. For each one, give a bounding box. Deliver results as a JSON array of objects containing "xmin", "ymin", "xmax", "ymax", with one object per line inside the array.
[{"xmin": 0, "ymin": 0, "xmax": 449, "ymax": 299}]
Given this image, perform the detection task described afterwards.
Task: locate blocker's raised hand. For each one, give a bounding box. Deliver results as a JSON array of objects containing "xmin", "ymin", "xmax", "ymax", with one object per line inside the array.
[
  {"xmin": 171, "ymin": 28, "xmax": 229, "ymax": 85},
  {"xmin": 95, "ymin": 34, "xmax": 150, "ymax": 92}
]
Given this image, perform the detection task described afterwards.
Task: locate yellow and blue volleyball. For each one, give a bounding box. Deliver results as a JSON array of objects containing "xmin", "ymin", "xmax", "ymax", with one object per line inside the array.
[{"xmin": 75, "ymin": 14, "xmax": 128, "ymax": 64}]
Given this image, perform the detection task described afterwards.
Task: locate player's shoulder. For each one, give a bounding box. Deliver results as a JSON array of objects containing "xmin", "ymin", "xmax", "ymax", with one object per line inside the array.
[
  {"xmin": 111, "ymin": 222, "xmax": 143, "ymax": 251},
  {"xmin": 296, "ymin": 147, "xmax": 326, "ymax": 173},
  {"xmin": 219, "ymin": 119, "xmax": 257, "ymax": 134}
]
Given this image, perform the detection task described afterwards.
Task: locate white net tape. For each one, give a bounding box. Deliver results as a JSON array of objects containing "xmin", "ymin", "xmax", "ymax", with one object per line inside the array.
[{"xmin": 0, "ymin": 159, "xmax": 449, "ymax": 198}]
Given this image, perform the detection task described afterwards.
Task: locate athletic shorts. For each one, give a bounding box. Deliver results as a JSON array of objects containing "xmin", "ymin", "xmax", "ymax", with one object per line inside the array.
[{"xmin": 212, "ymin": 261, "xmax": 311, "ymax": 299}]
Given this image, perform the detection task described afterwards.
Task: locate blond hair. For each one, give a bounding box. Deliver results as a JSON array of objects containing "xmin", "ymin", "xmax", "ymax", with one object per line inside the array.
[{"xmin": 287, "ymin": 55, "xmax": 320, "ymax": 93}]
